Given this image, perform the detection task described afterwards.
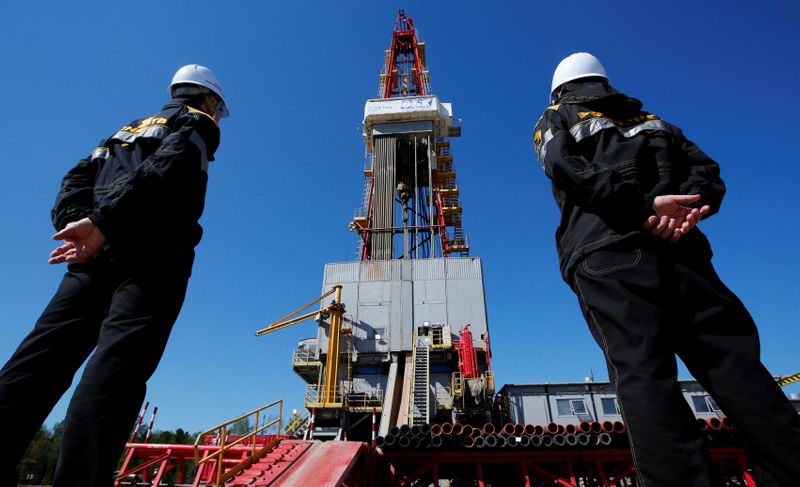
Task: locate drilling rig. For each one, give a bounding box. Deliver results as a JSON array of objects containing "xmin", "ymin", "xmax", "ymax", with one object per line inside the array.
[{"xmin": 262, "ymin": 9, "xmax": 494, "ymax": 441}]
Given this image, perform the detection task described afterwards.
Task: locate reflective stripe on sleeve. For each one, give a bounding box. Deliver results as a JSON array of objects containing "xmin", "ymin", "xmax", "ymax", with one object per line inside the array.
[
  {"xmin": 91, "ymin": 147, "xmax": 109, "ymax": 161},
  {"xmin": 110, "ymin": 125, "xmax": 171, "ymax": 144},
  {"xmin": 537, "ymin": 128, "xmax": 554, "ymax": 169},
  {"xmin": 570, "ymin": 118, "xmax": 670, "ymax": 143},
  {"xmin": 189, "ymin": 131, "xmax": 209, "ymax": 173}
]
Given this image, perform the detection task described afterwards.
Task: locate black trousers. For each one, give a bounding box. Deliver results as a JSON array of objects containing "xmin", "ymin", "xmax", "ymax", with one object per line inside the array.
[
  {"xmin": 571, "ymin": 237, "xmax": 800, "ymax": 487},
  {"xmin": 0, "ymin": 253, "xmax": 190, "ymax": 487}
]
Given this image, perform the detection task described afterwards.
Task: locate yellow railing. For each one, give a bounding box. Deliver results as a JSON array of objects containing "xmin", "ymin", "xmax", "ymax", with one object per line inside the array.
[
  {"xmin": 344, "ymin": 388, "xmax": 384, "ymax": 411},
  {"xmin": 434, "ymin": 385, "xmax": 453, "ymax": 410},
  {"xmin": 284, "ymin": 413, "xmax": 308, "ymax": 437},
  {"xmin": 292, "ymin": 348, "xmax": 320, "ymax": 367},
  {"xmin": 305, "ymin": 384, "xmax": 342, "ymax": 407},
  {"xmin": 485, "ymin": 370, "xmax": 495, "ymax": 395},
  {"xmin": 452, "ymin": 372, "xmax": 463, "ymax": 399},
  {"xmin": 304, "ymin": 384, "xmax": 384, "ymax": 411},
  {"xmin": 193, "ymin": 400, "xmax": 283, "ymax": 486}
]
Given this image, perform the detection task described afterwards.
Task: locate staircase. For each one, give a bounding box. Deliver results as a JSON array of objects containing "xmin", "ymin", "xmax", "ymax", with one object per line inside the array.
[
  {"xmin": 227, "ymin": 440, "xmax": 368, "ymax": 487},
  {"xmin": 434, "ymin": 140, "xmax": 469, "ymax": 256},
  {"xmin": 227, "ymin": 440, "xmax": 312, "ymax": 486},
  {"xmin": 410, "ymin": 338, "xmax": 430, "ymax": 426}
]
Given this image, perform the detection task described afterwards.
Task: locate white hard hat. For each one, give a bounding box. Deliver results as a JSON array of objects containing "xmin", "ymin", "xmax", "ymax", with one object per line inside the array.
[
  {"xmin": 169, "ymin": 64, "xmax": 229, "ymax": 118},
  {"xmin": 551, "ymin": 52, "xmax": 608, "ymax": 96}
]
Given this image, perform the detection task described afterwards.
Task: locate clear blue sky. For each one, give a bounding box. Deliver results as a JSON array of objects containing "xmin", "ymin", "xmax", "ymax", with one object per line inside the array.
[{"xmin": 2, "ymin": 1, "xmax": 799, "ymax": 433}]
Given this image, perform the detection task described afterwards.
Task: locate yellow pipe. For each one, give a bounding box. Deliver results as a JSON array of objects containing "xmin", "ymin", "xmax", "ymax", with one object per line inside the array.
[
  {"xmin": 255, "ymin": 309, "xmax": 323, "ymax": 336},
  {"xmin": 323, "ymin": 285, "xmax": 344, "ymax": 404},
  {"xmin": 255, "ymin": 288, "xmax": 336, "ymax": 336}
]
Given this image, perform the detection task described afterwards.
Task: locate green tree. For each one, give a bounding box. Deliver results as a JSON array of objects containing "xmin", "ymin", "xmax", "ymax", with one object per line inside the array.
[
  {"xmin": 18, "ymin": 427, "xmax": 51, "ymax": 484},
  {"xmin": 228, "ymin": 417, "xmax": 252, "ymax": 435},
  {"xmin": 16, "ymin": 422, "xmax": 199, "ymax": 485}
]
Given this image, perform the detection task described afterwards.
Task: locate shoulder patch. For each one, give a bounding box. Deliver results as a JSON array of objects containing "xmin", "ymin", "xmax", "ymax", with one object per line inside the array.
[
  {"xmin": 547, "ymin": 104, "xmax": 561, "ymax": 111},
  {"xmin": 187, "ymin": 106, "xmax": 218, "ymax": 126},
  {"xmin": 533, "ymin": 130, "xmax": 542, "ymax": 152},
  {"xmin": 110, "ymin": 114, "xmax": 170, "ymax": 144},
  {"xmin": 578, "ymin": 111, "xmax": 604, "ymax": 119}
]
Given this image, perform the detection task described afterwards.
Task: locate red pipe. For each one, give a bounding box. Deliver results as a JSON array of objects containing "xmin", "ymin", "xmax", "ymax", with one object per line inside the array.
[
  {"xmin": 431, "ymin": 424, "xmax": 442, "ymax": 436},
  {"xmin": 461, "ymin": 425, "xmax": 473, "ymax": 437},
  {"xmin": 310, "ymin": 407, "xmax": 316, "ymax": 439},
  {"xmin": 514, "ymin": 424, "xmax": 525, "ymax": 436},
  {"xmin": 482, "ymin": 423, "xmax": 496, "ymax": 435},
  {"xmin": 130, "ymin": 401, "xmax": 149, "ymax": 442},
  {"xmin": 463, "ymin": 435, "xmax": 475, "ymax": 448},
  {"xmin": 533, "ymin": 424, "xmax": 545, "ymax": 436},
  {"xmin": 524, "ymin": 424, "xmax": 536, "ymax": 436},
  {"xmin": 441, "ymin": 422, "xmax": 453, "ymax": 435},
  {"xmin": 721, "ymin": 417, "xmax": 734, "ymax": 430},
  {"xmin": 578, "ymin": 421, "xmax": 592, "ymax": 434},
  {"xmin": 144, "ymin": 406, "xmax": 158, "ymax": 444},
  {"xmin": 370, "ymin": 409, "xmax": 376, "ymax": 448},
  {"xmin": 564, "ymin": 423, "xmax": 577, "ymax": 435},
  {"xmin": 545, "ymin": 422, "xmax": 561, "ymax": 435},
  {"xmin": 601, "ymin": 420, "xmax": 615, "ymax": 433},
  {"xmin": 613, "ymin": 421, "xmax": 626, "ymax": 434},
  {"xmin": 707, "ymin": 417, "xmax": 722, "ymax": 431},
  {"xmin": 502, "ymin": 423, "xmax": 516, "ymax": 436},
  {"xmin": 590, "ymin": 421, "xmax": 602, "ymax": 434}
]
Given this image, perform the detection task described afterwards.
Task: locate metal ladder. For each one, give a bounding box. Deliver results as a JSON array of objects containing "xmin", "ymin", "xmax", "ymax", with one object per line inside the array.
[{"xmin": 410, "ymin": 337, "xmax": 430, "ymax": 426}]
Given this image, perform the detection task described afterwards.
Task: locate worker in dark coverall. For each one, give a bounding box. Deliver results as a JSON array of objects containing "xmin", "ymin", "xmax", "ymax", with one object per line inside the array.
[
  {"xmin": 0, "ymin": 64, "xmax": 228, "ymax": 487},
  {"xmin": 533, "ymin": 52, "xmax": 800, "ymax": 486}
]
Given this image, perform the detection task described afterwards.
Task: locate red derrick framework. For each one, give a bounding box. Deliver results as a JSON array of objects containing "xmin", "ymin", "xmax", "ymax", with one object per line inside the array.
[
  {"xmin": 352, "ymin": 10, "xmax": 468, "ymax": 261},
  {"xmin": 381, "ymin": 10, "xmax": 429, "ymax": 98}
]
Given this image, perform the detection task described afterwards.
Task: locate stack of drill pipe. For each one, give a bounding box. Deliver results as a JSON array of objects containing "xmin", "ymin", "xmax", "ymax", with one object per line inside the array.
[
  {"xmin": 702, "ymin": 417, "xmax": 737, "ymax": 445},
  {"xmin": 706, "ymin": 417, "xmax": 723, "ymax": 431},
  {"xmin": 379, "ymin": 420, "xmax": 634, "ymax": 451},
  {"xmin": 518, "ymin": 421, "xmax": 629, "ymax": 449},
  {"xmin": 375, "ymin": 423, "xmax": 436, "ymax": 450},
  {"xmin": 545, "ymin": 422, "xmax": 563, "ymax": 435},
  {"xmin": 422, "ymin": 422, "xmax": 480, "ymax": 449}
]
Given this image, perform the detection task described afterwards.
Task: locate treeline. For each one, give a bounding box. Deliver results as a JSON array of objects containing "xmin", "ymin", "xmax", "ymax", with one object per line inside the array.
[{"xmin": 17, "ymin": 422, "xmax": 198, "ymax": 485}]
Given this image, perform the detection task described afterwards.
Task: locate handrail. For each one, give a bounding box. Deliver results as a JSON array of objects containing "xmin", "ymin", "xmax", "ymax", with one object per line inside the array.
[
  {"xmin": 305, "ymin": 384, "xmax": 342, "ymax": 406},
  {"xmin": 485, "ymin": 370, "xmax": 495, "ymax": 395},
  {"xmin": 434, "ymin": 385, "xmax": 453, "ymax": 409},
  {"xmin": 292, "ymin": 348, "xmax": 320, "ymax": 366},
  {"xmin": 193, "ymin": 400, "xmax": 283, "ymax": 485}
]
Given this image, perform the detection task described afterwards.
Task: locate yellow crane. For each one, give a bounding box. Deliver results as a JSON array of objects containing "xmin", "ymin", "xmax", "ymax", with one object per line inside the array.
[{"xmin": 255, "ymin": 285, "xmax": 345, "ymax": 405}]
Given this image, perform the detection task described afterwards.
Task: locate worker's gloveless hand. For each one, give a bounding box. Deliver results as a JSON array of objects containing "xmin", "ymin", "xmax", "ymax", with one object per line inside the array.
[
  {"xmin": 644, "ymin": 194, "xmax": 710, "ymax": 242},
  {"xmin": 49, "ymin": 217, "xmax": 107, "ymax": 264}
]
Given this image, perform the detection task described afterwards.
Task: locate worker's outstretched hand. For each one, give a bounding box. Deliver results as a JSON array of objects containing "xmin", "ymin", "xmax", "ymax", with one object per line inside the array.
[
  {"xmin": 644, "ymin": 194, "xmax": 710, "ymax": 242},
  {"xmin": 49, "ymin": 217, "xmax": 107, "ymax": 264}
]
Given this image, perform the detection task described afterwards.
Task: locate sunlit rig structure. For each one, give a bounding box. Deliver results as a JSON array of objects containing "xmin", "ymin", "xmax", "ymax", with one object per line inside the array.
[
  {"xmin": 260, "ymin": 8, "xmax": 489, "ymax": 442},
  {"xmin": 114, "ymin": 10, "xmax": 794, "ymax": 487}
]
